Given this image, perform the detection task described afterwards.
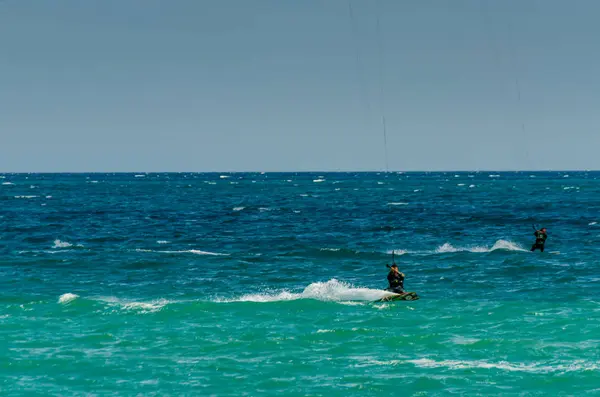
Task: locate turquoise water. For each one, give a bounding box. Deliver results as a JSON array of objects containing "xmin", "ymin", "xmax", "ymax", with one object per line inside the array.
[{"xmin": 1, "ymin": 172, "xmax": 599, "ymax": 396}]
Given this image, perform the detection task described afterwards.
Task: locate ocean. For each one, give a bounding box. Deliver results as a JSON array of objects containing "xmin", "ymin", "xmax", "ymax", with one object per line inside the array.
[{"xmin": 1, "ymin": 172, "xmax": 599, "ymax": 396}]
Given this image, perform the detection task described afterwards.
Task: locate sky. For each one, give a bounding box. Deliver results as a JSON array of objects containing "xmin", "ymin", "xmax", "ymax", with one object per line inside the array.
[{"xmin": 1, "ymin": 0, "xmax": 599, "ymax": 172}]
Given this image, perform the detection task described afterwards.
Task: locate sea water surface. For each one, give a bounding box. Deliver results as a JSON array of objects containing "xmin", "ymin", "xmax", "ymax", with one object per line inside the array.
[{"xmin": 1, "ymin": 172, "xmax": 599, "ymax": 396}]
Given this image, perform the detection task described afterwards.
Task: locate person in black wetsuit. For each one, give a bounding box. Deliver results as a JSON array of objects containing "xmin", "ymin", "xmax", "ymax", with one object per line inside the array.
[
  {"xmin": 531, "ymin": 228, "xmax": 548, "ymax": 252},
  {"xmin": 386, "ymin": 264, "xmax": 405, "ymax": 293}
]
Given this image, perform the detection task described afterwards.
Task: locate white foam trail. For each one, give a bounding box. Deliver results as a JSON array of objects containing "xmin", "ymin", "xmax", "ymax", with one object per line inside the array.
[
  {"xmin": 233, "ymin": 206, "xmax": 245, "ymax": 211},
  {"xmin": 2, "ymin": 182, "xmax": 15, "ymax": 185},
  {"xmin": 222, "ymin": 279, "xmax": 396, "ymax": 303},
  {"xmin": 489, "ymin": 174, "xmax": 500, "ymax": 178},
  {"xmin": 134, "ymin": 174, "xmax": 146, "ymax": 178},
  {"xmin": 589, "ymin": 222, "xmax": 597, "ymax": 226},
  {"xmin": 435, "ymin": 240, "xmax": 526, "ymax": 254},
  {"xmin": 136, "ymin": 249, "xmax": 228, "ymax": 256},
  {"xmin": 469, "ymin": 184, "xmax": 476, "ymax": 188},
  {"xmin": 220, "ymin": 175, "xmax": 230, "ymax": 179},
  {"xmin": 387, "ymin": 202, "xmax": 409, "ymax": 206},
  {"xmin": 58, "ymin": 293, "xmax": 79, "ymax": 304},
  {"xmin": 53, "ymin": 239, "xmax": 73, "ymax": 248},
  {"xmin": 157, "ymin": 240, "xmax": 170, "ymax": 244},
  {"xmin": 14, "ymin": 195, "xmax": 38, "ymax": 199},
  {"xmin": 457, "ymin": 183, "xmax": 465, "ymax": 186},
  {"xmin": 313, "ymin": 179, "xmax": 325, "ymax": 183}
]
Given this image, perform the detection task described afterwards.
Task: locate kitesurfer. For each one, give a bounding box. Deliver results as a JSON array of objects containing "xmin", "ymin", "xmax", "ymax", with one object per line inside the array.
[
  {"xmin": 531, "ymin": 227, "xmax": 548, "ymax": 252},
  {"xmin": 386, "ymin": 264, "xmax": 405, "ymax": 293}
]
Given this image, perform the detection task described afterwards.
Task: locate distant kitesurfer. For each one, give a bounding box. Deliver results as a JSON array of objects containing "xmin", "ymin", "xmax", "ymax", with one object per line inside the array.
[
  {"xmin": 386, "ymin": 264, "xmax": 405, "ymax": 294},
  {"xmin": 531, "ymin": 227, "xmax": 548, "ymax": 252}
]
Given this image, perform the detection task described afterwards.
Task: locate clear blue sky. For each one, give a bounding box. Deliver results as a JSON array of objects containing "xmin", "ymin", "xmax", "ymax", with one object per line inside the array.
[{"xmin": 1, "ymin": 0, "xmax": 599, "ymax": 172}]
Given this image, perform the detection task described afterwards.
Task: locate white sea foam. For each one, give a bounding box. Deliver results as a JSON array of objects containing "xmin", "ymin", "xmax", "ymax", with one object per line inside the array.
[
  {"xmin": 469, "ymin": 184, "xmax": 476, "ymax": 188},
  {"xmin": 357, "ymin": 357, "xmax": 598, "ymax": 373},
  {"xmin": 313, "ymin": 179, "xmax": 325, "ymax": 183},
  {"xmin": 58, "ymin": 293, "xmax": 79, "ymax": 304},
  {"xmin": 387, "ymin": 202, "xmax": 409, "ymax": 206},
  {"xmin": 136, "ymin": 249, "xmax": 228, "ymax": 256},
  {"xmin": 232, "ymin": 206, "xmax": 245, "ymax": 212},
  {"xmin": 457, "ymin": 183, "xmax": 465, "ymax": 186},
  {"xmin": 134, "ymin": 174, "xmax": 146, "ymax": 178},
  {"xmin": 157, "ymin": 240, "xmax": 170, "ymax": 244},
  {"xmin": 219, "ymin": 175, "xmax": 230, "ymax": 179},
  {"xmin": 2, "ymin": 182, "xmax": 15, "ymax": 185},
  {"xmin": 386, "ymin": 249, "xmax": 408, "ymax": 256},
  {"xmin": 14, "ymin": 195, "xmax": 38, "ymax": 199},
  {"xmin": 98, "ymin": 296, "xmax": 170, "ymax": 313},
  {"xmin": 46, "ymin": 196, "xmax": 52, "ymax": 199},
  {"xmin": 435, "ymin": 240, "xmax": 526, "ymax": 254},
  {"xmin": 406, "ymin": 358, "xmax": 597, "ymax": 373},
  {"xmin": 221, "ymin": 279, "xmax": 395, "ymax": 303},
  {"xmin": 589, "ymin": 222, "xmax": 597, "ymax": 226},
  {"xmin": 53, "ymin": 239, "xmax": 73, "ymax": 248}
]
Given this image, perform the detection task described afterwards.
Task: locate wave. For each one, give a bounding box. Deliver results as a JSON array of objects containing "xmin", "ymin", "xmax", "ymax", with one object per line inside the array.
[
  {"xmin": 387, "ymin": 202, "xmax": 409, "ymax": 206},
  {"xmin": 14, "ymin": 195, "xmax": 38, "ymax": 199},
  {"xmin": 359, "ymin": 358, "xmax": 598, "ymax": 374},
  {"xmin": 53, "ymin": 239, "xmax": 73, "ymax": 249},
  {"xmin": 220, "ymin": 279, "xmax": 395, "ymax": 303},
  {"xmin": 2, "ymin": 182, "xmax": 15, "ymax": 185},
  {"xmin": 96, "ymin": 296, "xmax": 170, "ymax": 313},
  {"xmin": 58, "ymin": 293, "xmax": 79, "ymax": 304},
  {"xmin": 135, "ymin": 248, "xmax": 228, "ymax": 256},
  {"xmin": 435, "ymin": 240, "xmax": 527, "ymax": 254}
]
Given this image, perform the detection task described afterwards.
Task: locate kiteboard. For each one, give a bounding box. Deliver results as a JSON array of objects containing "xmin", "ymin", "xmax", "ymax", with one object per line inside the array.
[{"xmin": 376, "ymin": 291, "xmax": 419, "ymax": 302}]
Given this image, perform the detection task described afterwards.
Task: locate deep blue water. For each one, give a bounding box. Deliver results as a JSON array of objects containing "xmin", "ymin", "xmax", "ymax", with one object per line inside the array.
[{"xmin": 1, "ymin": 172, "xmax": 599, "ymax": 396}]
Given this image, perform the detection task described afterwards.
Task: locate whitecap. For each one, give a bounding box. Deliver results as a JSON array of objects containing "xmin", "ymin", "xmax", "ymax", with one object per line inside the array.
[
  {"xmin": 313, "ymin": 179, "xmax": 325, "ymax": 183},
  {"xmin": 220, "ymin": 175, "xmax": 230, "ymax": 179},
  {"xmin": 14, "ymin": 195, "xmax": 38, "ymax": 199},
  {"xmin": 134, "ymin": 174, "xmax": 146, "ymax": 178},
  {"xmin": 136, "ymin": 248, "xmax": 228, "ymax": 256},
  {"xmin": 387, "ymin": 202, "xmax": 409, "ymax": 206},
  {"xmin": 46, "ymin": 196, "xmax": 52, "ymax": 199},
  {"xmin": 53, "ymin": 239, "xmax": 73, "ymax": 249},
  {"xmin": 233, "ymin": 207, "xmax": 245, "ymax": 212},
  {"xmin": 406, "ymin": 358, "xmax": 598, "ymax": 374},
  {"xmin": 386, "ymin": 249, "xmax": 408, "ymax": 256},
  {"xmin": 469, "ymin": 185, "xmax": 476, "ymax": 188},
  {"xmin": 157, "ymin": 240, "xmax": 170, "ymax": 244},
  {"xmin": 457, "ymin": 183, "xmax": 465, "ymax": 187},
  {"xmin": 2, "ymin": 182, "xmax": 15, "ymax": 185},
  {"xmin": 489, "ymin": 174, "xmax": 500, "ymax": 178},
  {"xmin": 589, "ymin": 222, "xmax": 597, "ymax": 226},
  {"xmin": 98, "ymin": 296, "xmax": 170, "ymax": 313},
  {"xmin": 58, "ymin": 293, "xmax": 79, "ymax": 304}
]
